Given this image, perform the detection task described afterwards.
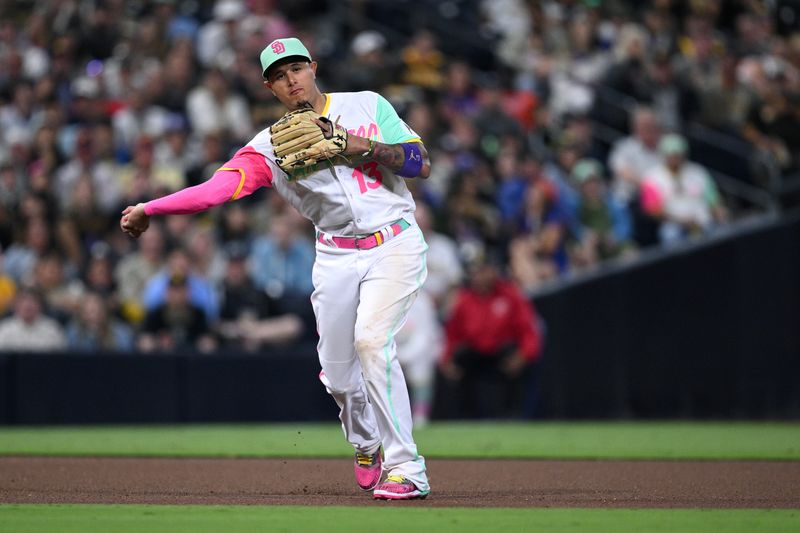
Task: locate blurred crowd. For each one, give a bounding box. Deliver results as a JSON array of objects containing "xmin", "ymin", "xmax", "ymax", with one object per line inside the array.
[{"xmin": 0, "ymin": 0, "xmax": 798, "ymax": 373}]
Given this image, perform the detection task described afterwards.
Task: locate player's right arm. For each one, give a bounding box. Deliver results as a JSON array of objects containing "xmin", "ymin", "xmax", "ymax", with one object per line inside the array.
[{"xmin": 120, "ymin": 146, "xmax": 273, "ymax": 238}]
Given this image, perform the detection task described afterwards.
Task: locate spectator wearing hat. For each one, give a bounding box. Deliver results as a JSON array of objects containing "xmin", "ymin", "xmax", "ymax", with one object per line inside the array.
[
  {"xmin": 337, "ymin": 31, "xmax": 395, "ymax": 93},
  {"xmin": 0, "ymin": 287, "xmax": 67, "ymax": 352},
  {"xmin": 196, "ymin": 0, "xmax": 247, "ymax": 69},
  {"xmin": 568, "ymin": 159, "xmax": 633, "ymax": 269},
  {"xmin": 67, "ymin": 75, "xmax": 107, "ymax": 125},
  {"xmin": 607, "ymin": 106, "xmax": 664, "ymax": 205},
  {"xmin": 142, "ymin": 246, "xmax": 219, "ymax": 324},
  {"xmin": 439, "ymin": 250, "xmax": 543, "ymax": 419},
  {"xmin": 640, "ymin": 134, "xmax": 727, "ymax": 244},
  {"xmin": 216, "ymin": 244, "xmax": 303, "ymax": 351},
  {"xmin": 138, "ymin": 271, "xmax": 216, "ymax": 353}
]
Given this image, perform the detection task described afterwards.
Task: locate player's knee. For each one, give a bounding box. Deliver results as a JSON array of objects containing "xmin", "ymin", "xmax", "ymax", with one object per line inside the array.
[
  {"xmin": 319, "ymin": 370, "xmax": 360, "ymax": 395},
  {"xmin": 353, "ymin": 333, "xmax": 386, "ymax": 364}
]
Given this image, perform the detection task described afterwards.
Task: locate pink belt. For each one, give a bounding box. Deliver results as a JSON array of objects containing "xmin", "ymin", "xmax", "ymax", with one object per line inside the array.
[{"xmin": 317, "ymin": 219, "xmax": 411, "ymax": 249}]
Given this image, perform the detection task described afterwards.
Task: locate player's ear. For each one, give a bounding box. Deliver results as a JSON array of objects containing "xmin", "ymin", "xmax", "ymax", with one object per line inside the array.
[
  {"xmin": 264, "ymin": 80, "xmax": 276, "ymax": 96},
  {"xmin": 310, "ymin": 61, "xmax": 318, "ymax": 77}
]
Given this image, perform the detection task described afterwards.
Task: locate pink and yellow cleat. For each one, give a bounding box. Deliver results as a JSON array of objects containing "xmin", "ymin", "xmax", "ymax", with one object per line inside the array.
[
  {"xmin": 373, "ymin": 474, "xmax": 429, "ymax": 500},
  {"xmin": 354, "ymin": 450, "xmax": 382, "ymax": 491}
]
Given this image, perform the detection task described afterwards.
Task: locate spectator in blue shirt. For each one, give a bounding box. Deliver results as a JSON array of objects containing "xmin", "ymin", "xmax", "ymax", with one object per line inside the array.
[
  {"xmin": 249, "ymin": 212, "xmax": 315, "ymax": 299},
  {"xmin": 249, "ymin": 212, "xmax": 316, "ymax": 331},
  {"xmin": 66, "ymin": 291, "xmax": 135, "ymax": 352},
  {"xmin": 142, "ymin": 247, "xmax": 219, "ymax": 323}
]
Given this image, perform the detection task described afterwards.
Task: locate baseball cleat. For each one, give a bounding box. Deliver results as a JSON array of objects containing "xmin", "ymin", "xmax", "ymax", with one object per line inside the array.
[
  {"xmin": 354, "ymin": 450, "xmax": 382, "ymax": 491},
  {"xmin": 373, "ymin": 474, "xmax": 428, "ymax": 500}
]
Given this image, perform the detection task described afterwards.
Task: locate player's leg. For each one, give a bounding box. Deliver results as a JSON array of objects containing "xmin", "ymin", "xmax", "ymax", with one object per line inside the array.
[
  {"xmin": 311, "ymin": 247, "xmax": 381, "ymax": 455},
  {"xmin": 353, "ymin": 227, "xmax": 430, "ymax": 494}
]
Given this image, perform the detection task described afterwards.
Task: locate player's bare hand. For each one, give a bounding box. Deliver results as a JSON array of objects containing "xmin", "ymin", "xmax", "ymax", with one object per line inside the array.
[{"xmin": 120, "ymin": 203, "xmax": 150, "ymax": 238}]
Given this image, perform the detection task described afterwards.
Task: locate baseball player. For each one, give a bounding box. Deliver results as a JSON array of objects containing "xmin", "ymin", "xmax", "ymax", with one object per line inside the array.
[{"xmin": 121, "ymin": 37, "xmax": 431, "ymax": 500}]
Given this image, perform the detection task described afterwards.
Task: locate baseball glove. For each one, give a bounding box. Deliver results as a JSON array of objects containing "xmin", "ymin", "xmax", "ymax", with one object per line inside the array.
[{"xmin": 270, "ymin": 107, "xmax": 348, "ymax": 173}]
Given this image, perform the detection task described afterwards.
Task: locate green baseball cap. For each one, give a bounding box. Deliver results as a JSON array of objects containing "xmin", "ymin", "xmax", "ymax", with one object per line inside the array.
[
  {"xmin": 260, "ymin": 37, "xmax": 312, "ymax": 78},
  {"xmin": 572, "ymin": 158, "xmax": 604, "ymax": 183},
  {"xmin": 658, "ymin": 133, "xmax": 688, "ymax": 156}
]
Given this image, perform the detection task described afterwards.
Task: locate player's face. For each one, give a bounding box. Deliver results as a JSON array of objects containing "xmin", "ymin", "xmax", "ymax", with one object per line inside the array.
[{"xmin": 265, "ymin": 61, "xmax": 319, "ymax": 110}]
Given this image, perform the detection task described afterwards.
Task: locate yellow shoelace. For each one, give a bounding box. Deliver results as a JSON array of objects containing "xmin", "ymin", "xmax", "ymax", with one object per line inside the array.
[
  {"xmin": 356, "ymin": 453, "xmax": 375, "ymax": 466},
  {"xmin": 385, "ymin": 474, "xmax": 406, "ymax": 484}
]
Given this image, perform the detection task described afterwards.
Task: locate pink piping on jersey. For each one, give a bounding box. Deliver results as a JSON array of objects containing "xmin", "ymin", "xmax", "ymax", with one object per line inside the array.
[{"xmin": 144, "ymin": 146, "xmax": 273, "ymax": 216}]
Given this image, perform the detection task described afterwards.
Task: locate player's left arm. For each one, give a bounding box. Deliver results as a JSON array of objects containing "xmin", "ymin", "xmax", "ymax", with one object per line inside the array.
[
  {"xmin": 341, "ymin": 93, "xmax": 430, "ymax": 179},
  {"xmin": 343, "ymin": 137, "xmax": 430, "ymax": 179}
]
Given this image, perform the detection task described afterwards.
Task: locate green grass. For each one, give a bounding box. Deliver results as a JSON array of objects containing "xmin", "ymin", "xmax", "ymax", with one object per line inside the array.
[
  {"xmin": 0, "ymin": 505, "xmax": 797, "ymax": 533},
  {"xmin": 1, "ymin": 422, "xmax": 799, "ymax": 460}
]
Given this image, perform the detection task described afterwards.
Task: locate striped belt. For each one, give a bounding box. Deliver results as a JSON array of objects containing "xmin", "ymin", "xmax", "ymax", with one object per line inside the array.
[{"xmin": 317, "ymin": 219, "xmax": 411, "ymax": 250}]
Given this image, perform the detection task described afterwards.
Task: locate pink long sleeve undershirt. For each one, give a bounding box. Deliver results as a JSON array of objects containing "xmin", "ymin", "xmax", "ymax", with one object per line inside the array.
[{"xmin": 143, "ymin": 146, "xmax": 273, "ymax": 216}]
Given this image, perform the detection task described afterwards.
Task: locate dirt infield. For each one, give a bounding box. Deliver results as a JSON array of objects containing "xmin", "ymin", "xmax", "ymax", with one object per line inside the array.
[{"xmin": 1, "ymin": 457, "xmax": 798, "ymax": 508}]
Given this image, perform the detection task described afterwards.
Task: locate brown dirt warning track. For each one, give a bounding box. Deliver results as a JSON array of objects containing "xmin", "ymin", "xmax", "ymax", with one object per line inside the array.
[{"xmin": 1, "ymin": 457, "xmax": 799, "ymax": 508}]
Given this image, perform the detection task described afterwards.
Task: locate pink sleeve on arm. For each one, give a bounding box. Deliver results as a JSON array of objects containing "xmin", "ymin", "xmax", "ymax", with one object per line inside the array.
[
  {"xmin": 144, "ymin": 146, "xmax": 274, "ymax": 216},
  {"xmin": 640, "ymin": 179, "xmax": 664, "ymax": 216}
]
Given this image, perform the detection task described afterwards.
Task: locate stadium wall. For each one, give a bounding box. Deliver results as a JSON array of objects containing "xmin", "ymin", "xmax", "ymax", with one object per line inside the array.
[{"xmin": 1, "ymin": 216, "xmax": 799, "ymax": 424}]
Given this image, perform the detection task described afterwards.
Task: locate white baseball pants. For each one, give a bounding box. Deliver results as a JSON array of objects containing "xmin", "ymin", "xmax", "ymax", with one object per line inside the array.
[{"xmin": 312, "ymin": 223, "xmax": 429, "ymax": 491}]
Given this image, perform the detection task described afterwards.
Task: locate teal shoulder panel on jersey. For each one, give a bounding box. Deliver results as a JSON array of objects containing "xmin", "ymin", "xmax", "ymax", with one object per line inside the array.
[{"xmin": 376, "ymin": 94, "xmax": 421, "ymax": 145}]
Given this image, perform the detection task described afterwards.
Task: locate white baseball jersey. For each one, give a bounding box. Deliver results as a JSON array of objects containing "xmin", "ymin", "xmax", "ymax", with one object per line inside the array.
[
  {"xmin": 142, "ymin": 91, "xmax": 431, "ymax": 491},
  {"xmin": 246, "ymin": 91, "xmax": 421, "ymax": 235},
  {"xmin": 221, "ymin": 91, "xmax": 431, "ymax": 491}
]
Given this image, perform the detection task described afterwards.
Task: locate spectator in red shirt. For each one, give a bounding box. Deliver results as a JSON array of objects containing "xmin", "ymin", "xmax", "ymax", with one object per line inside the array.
[{"xmin": 439, "ymin": 249, "xmax": 543, "ymax": 418}]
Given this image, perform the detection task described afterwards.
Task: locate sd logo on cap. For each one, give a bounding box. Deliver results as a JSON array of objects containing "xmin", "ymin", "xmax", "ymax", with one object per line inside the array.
[{"xmin": 260, "ymin": 38, "xmax": 312, "ymax": 79}]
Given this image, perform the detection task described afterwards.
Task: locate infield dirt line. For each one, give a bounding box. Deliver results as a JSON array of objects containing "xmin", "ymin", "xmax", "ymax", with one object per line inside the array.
[{"xmin": 1, "ymin": 457, "xmax": 798, "ymax": 509}]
